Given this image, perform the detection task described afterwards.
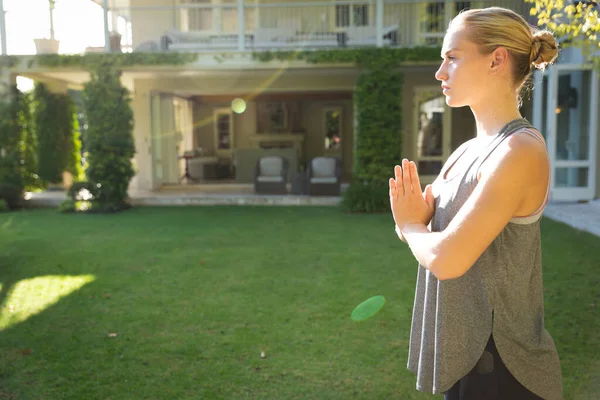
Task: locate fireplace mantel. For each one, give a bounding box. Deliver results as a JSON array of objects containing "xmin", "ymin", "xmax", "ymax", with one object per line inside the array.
[
  {"xmin": 248, "ymin": 133, "xmax": 305, "ymax": 143},
  {"xmin": 247, "ymin": 132, "xmax": 306, "ymax": 156}
]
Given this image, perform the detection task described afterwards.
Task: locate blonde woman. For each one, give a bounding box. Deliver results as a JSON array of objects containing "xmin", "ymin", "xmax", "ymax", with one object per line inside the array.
[{"xmin": 390, "ymin": 7, "xmax": 563, "ymax": 400}]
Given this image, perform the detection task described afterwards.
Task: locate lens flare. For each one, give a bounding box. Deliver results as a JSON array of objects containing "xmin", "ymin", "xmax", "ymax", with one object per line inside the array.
[{"xmin": 231, "ymin": 98, "xmax": 247, "ymax": 114}]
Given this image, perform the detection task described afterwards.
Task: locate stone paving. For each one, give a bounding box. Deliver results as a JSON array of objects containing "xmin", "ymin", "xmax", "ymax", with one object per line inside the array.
[{"xmin": 543, "ymin": 199, "xmax": 600, "ymax": 238}]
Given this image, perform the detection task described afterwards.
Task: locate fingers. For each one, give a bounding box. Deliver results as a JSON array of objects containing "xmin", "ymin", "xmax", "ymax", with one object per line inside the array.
[
  {"xmin": 410, "ymin": 161, "xmax": 421, "ymax": 193},
  {"xmin": 424, "ymin": 184, "xmax": 434, "ymax": 207},
  {"xmin": 402, "ymin": 159, "xmax": 411, "ymax": 193},
  {"xmin": 389, "ymin": 178, "xmax": 396, "ymax": 201},
  {"xmin": 394, "ymin": 165, "xmax": 403, "ymax": 195}
]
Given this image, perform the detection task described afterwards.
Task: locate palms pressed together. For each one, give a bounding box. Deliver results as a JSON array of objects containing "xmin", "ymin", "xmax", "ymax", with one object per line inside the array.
[{"xmin": 389, "ymin": 159, "xmax": 435, "ymax": 232}]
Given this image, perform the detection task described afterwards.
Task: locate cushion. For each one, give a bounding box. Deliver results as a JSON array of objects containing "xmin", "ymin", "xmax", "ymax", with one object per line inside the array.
[
  {"xmin": 257, "ymin": 176, "xmax": 284, "ymax": 183},
  {"xmin": 311, "ymin": 157, "xmax": 336, "ymax": 178},
  {"xmin": 259, "ymin": 157, "xmax": 284, "ymax": 177},
  {"xmin": 310, "ymin": 177, "xmax": 338, "ymax": 184}
]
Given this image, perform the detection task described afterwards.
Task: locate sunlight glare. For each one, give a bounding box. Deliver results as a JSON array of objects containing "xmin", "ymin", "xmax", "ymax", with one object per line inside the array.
[
  {"xmin": 0, "ymin": 275, "xmax": 96, "ymax": 331},
  {"xmin": 16, "ymin": 76, "xmax": 34, "ymax": 93}
]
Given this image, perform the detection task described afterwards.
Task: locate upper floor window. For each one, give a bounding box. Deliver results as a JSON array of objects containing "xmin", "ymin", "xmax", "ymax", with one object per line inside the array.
[
  {"xmin": 336, "ymin": 1, "xmax": 369, "ymax": 28},
  {"xmin": 420, "ymin": 1, "xmax": 470, "ymax": 45}
]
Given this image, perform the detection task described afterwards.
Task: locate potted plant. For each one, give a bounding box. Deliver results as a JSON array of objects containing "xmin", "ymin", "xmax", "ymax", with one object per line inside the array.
[{"xmin": 34, "ymin": 0, "xmax": 60, "ymax": 54}]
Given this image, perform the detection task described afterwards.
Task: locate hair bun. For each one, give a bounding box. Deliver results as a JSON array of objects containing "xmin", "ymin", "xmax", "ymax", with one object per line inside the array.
[{"xmin": 531, "ymin": 30, "xmax": 559, "ymax": 70}]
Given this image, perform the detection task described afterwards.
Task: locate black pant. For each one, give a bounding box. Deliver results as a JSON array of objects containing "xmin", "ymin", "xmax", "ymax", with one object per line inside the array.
[{"xmin": 444, "ymin": 335, "xmax": 544, "ymax": 400}]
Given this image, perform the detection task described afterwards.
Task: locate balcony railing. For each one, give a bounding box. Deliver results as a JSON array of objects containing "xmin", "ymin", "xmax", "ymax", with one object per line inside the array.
[{"xmin": 102, "ymin": 0, "xmax": 537, "ymax": 54}]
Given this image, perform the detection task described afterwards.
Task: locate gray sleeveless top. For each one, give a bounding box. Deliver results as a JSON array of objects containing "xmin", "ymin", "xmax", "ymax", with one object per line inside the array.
[{"xmin": 407, "ymin": 118, "xmax": 563, "ymax": 399}]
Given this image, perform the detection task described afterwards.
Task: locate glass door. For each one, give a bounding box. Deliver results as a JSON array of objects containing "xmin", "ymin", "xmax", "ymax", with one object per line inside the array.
[
  {"xmin": 150, "ymin": 93, "xmax": 180, "ymax": 188},
  {"xmin": 539, "ymin": 65, "xmax": 598, "ymax": 201},
  {"xmin": 414, "ymin": 86, "xmax": 452, "ymax": 185}
]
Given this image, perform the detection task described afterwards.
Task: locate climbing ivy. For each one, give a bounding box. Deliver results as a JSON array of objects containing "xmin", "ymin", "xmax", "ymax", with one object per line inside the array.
[
  {"xmin": 80, "ymin": 64, "xmax": 136, "ymax": 212},
  {"xmin": 32, "ymin": 83, "xmax": 82, "ymax": 184},
  {"xmin": 251, "ymin": 47, "xmax": 441, "ymax": 66},
  {"xmin": 35, "ymin": 52, "xmax": 198, "ymax": 69},
  {"xmin": 252, "ymin": 47, "xmax": 441, "ymax": 212}
]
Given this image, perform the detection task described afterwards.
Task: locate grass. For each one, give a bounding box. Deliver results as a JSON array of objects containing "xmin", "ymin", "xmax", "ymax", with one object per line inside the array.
[{"xmin": 0, "ymin": 206, "xmax": 598, "ymax": 400}]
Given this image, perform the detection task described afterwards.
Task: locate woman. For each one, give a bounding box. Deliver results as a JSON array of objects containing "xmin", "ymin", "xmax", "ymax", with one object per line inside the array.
[{"xmin": 389, "ymin": 7, "xmax": 563, "ymax": 400}]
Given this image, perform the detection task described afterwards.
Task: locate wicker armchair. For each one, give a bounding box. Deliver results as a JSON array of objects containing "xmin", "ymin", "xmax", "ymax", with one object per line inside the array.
[
  {"xmin": 306, "ymin": 157, "xmax": 342, "ymax": 196},
  {"xmin": 254, "ymin": 156, "xmax": 289, "ymax": 194}
]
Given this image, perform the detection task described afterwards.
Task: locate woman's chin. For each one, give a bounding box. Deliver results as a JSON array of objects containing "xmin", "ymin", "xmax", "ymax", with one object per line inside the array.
[{"xmin": 444, "ymin": 96, "xmax": 466, "ymax": 108}]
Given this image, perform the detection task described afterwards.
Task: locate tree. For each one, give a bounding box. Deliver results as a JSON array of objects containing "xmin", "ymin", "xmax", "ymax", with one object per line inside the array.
[
  {"xmin": 527, "ymin": 0, "xmax": 600, "ymax": 64},
  {"xmin": 0, "ymin": 87, "xmax": 33, "ymax": 209},
  {"xmin": 82, "ymin": 64, "xmax": 135, "ymax": 211},
  {"xmin": 33, "ymin": 83, "xmax": 82, "ymax": 185}
]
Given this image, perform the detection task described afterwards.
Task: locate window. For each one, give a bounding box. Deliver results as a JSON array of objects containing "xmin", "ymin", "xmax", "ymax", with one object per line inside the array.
[
  {"xmin": 214, "ymin": 108, "xmax": 233, "ymax": 154},
  {"xmin": 180, "ymin": 0, "xmax": 212, "ymax": 31},
  {"xmin": 336, "ymin": 2, "xmax": 369, "ymax": 27},
  {"xmin": 180, "ymin": 0, "xmax": 256, "ymax": 33},
  {"xmin": 419, "ymin": 1, "xmax": 470, "ymax": 45}
]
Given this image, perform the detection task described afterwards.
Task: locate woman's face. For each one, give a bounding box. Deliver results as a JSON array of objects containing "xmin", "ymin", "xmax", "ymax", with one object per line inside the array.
[{"xmin": 435, "ymin": 28, "xmax": 494, "ymax": 108}]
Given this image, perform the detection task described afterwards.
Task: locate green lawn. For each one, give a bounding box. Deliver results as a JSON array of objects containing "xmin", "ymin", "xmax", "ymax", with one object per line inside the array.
[{"xmin": 0, "ymin": 207, "xmax": 598, "ymax": 400}]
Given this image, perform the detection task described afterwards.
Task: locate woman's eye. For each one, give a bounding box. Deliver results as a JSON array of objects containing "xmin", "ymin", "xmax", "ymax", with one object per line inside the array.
[{"xmin": 447, "ymin": 56, "xmax": 455, "ymax": 61}]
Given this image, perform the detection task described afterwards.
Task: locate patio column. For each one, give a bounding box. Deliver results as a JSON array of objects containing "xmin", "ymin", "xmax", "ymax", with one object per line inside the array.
[
  {"xmin": 103, "ymin": 0, "xmax": 111, "ymax": 53},
  {"xmin": 0, "ymin": 0, "xmax": 6, "ymax": 55},
  {"xmin": 376, "ymin": 0, "xmax": 383, "ymax": 47},
  {"xmin": 237, "ymin": 0, "xmax": 245, "ymax": 51}
]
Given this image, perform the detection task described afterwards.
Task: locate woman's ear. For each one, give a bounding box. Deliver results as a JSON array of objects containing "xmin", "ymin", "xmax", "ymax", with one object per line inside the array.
[{"xmin": 490, "ymin": 47, "xmax": 508, "ymax": 72}]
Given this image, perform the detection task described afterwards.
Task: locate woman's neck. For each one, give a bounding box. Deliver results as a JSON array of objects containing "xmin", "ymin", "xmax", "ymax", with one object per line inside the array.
[{"xmin": 470, "ymin": 96, "xmax": 523, "ymax": 139}]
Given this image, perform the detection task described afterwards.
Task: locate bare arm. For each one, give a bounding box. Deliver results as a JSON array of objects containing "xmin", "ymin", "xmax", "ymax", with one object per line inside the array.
[{"xmin": 398, "ymin": 134, "xmax": 547, "ymax": 280}]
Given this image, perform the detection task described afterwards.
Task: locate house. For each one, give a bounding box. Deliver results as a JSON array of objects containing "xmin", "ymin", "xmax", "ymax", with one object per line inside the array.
[{"xmin": 5, "ymin": 0, "xmax": 599, "ymax": 201}]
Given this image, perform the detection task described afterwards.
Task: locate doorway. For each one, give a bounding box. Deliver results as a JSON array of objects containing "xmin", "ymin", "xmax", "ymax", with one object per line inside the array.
[
  {"xmin": 413, "ymin": 86, "xmax": 452, "ymax": 185},
  {"xmin": 533, "ymin": 65, "xmax": 598, "ymax": 201}
]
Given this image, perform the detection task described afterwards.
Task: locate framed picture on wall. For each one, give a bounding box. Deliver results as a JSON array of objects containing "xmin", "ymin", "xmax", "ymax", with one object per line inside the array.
[{"xmin": 257, "ymin": 101, "xmax": 288, "ymax": 133}]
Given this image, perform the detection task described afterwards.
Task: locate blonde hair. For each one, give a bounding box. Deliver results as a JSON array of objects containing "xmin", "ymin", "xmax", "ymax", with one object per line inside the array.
[{"xmin": 449, "ymin": 7, "xmax": 559, "ymax": 90}]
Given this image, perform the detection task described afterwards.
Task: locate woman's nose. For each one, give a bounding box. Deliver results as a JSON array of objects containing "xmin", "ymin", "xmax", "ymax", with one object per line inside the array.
[{"xmin": 435, "ymin": 63, "xmax": 447, "ymax": 82}]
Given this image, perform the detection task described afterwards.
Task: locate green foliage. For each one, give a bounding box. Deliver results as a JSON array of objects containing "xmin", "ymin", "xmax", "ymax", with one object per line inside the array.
[
  {"xmin": 82, "ymin": 65, "xmax": 135, "ymax": 210},
  {"xmin": 251, "ymin": 47, "xmax": 441, "ymax": 65},
  {"xmin": 33, "ymin": 84, "xmax": 62, "ymax": 183},
  {"xmin": 64, "ymin": 94, "xmax": 83, "ymax": 179},
  {"xmin": 0, "ymin": 198, "xmax": 8, "ymax": 212},
  {"xmin": 18, "ymin": 91, "xmax": 42, "ymax": 191},
  {"xmin": 0, "ymin": 55, "xmax": 20, "ymax": 68},
  {"xmin": 340, "ymin": 182, "xmax": 390, "ymax": 213},
  {"xmin": 67, "ymin": 180, "xmax": 97, "ymax": 202},
  {"xmin": 354, "ymin": 65, "xmax": 403, "ymax": 185},
  {"xmin": 58, "ymin": 199, "xmax": 99, "ymax": 213},
  {"xmin": 32, "ymin": 83, "xmax": 82, "ymax": 184},
  {"xmin": 0, "ymin": 87, "xmax": 37, "ymax": 209},
  {"xmin": 35, "ymin": 52, "xmax": 198, "ymax": 69},
  {"xmin": 58, "ymin": 199, "xmax": 75, "ymax": 213}
]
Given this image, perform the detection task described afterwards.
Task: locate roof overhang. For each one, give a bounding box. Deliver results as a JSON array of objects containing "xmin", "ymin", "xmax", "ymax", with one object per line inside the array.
[{"xmin": 90, "ymin": 0, "xmax": 131, "ymax": 10}]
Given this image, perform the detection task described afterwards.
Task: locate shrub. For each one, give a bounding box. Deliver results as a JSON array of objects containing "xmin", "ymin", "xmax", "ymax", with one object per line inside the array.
[
  {"xmin": 33, "ymin": 83, "xmax": 82, "ymax": 185},
  {"xmin": 82, "ymin": 65, "xmax": 135, "ymax": 210},
  {"xmin": 58, "ymin": 199, "xmax": 76, "ymax": 213},
  {"xmin": 343, "ymin": 56, "xmax": 402, "ymax": 213},
  {"xmin": 0, "ymin": 87, "xmax": 30, "ymax": 210},
  {"xmin": 67, "ymin": 180, "xmax": 97, "ymax": 202},
  {"xmin": 340, "ymin": 182, "xmax": 390, "ymax": 213}
]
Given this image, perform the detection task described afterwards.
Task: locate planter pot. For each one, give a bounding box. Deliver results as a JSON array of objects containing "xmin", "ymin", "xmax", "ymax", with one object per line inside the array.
[{"xmin": 34, "ymin": 38, "xmax": 60, "ymax": 54}]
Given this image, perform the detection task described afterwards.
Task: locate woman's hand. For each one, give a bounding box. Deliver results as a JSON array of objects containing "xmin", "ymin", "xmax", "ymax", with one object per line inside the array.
[{"xmin": 390, "ymin": 159, "xmax": 435, "ymax": 231}]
